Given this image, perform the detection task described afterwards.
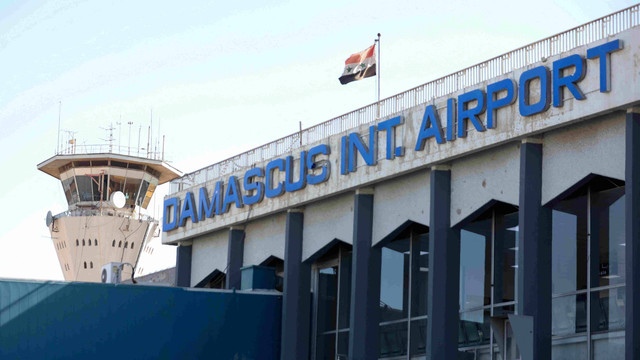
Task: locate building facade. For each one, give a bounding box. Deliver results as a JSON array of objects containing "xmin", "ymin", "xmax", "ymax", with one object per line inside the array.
[{"xmin": 163, "ymin": 7, "xmax": 640, "ymax": 360}]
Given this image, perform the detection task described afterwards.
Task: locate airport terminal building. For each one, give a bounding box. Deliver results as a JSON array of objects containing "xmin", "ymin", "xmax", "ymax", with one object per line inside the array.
[{"xmin": 162, "ymin": 7, "xmax": 640, "ymax": 360}]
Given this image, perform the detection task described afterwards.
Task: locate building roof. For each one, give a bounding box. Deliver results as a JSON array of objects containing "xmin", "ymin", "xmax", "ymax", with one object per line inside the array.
[{"xmin": 37, "ymin": 153, "xmax": 182, "ymax": 185}]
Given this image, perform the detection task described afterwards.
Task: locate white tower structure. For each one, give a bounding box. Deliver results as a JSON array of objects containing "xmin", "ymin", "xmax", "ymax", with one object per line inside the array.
[{"xmin": 38, "ymin": 146, "xmax": 181, "ymax": 282}]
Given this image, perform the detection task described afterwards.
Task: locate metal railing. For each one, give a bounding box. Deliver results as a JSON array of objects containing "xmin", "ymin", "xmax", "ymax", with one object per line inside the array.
[
  {"xmin": 53, "ymin": 208, "xmax": 157, "ymax": 222},
  {"xmin": 58, "ymin": 143, "xmax": 164, "ymax": 161},
  {"xmin": 169, "ymin": 4, "xmax": 639, "ymax": 194}
]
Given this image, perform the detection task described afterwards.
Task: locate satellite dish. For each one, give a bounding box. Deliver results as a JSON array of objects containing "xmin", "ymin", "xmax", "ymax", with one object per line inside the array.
[
  {"xmin": 45, "ymin": 211, "xmax": 53, "ymax": 227},
  {"xmin": 111, "ymin": 191, "xmax": 126, "ymax": 208},
  {"xmin": 101, "ymin": 269, "xmax": 107, "ymax": 283}
]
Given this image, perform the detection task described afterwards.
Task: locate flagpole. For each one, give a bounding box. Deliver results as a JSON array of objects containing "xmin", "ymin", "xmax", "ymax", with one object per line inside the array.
[{"xmin": 375, "ymin": 33, "xmax": 381, "ymax": 119}]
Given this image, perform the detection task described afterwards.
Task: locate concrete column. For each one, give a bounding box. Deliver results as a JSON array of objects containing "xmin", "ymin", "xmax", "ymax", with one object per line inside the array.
[
  {"xmin": 517, "ymin": 139, "xmax": 551, "ymax": 359},
  {"xmin": 175, "ymin": 242, "xmax": 192, "ymax": 287},
  {"xmin": 349, "ymin": 189, "xmax": 381, "ymax": 360},
  {"xmin": 281, "ymin": 209, "xmax": 310, "ymax": 360},
  {"xmin": 426, "ymin": 166, "xmax": 460, "ymax": 360},
  {"xmin": 626, "ymin": 107, "xmax": 640, "ymax": 360},
  {"xmin": 225, "ymin": 227, "xmax": 245, "ymax": 290}
]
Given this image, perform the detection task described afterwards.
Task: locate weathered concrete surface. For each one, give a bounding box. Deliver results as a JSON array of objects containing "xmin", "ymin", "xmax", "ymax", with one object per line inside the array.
[
  {"xmin": 244, "ymin": 212, "xmax": 286, "ymax": 266},
  {"xmin": 165, "ymin": 27, "xmax": 640, "ymax": 244},
  {"xmin": 371, "ymin": 169, "xmax": 430, "ymax": 246},
  {"xmin": 451, "ymin": 143, "xmax": 520, "ymax": 226},
  {"xmin": 541, "ymin": 111, "xmax": 625, "ymax": 204},
  {"xmin": 191, "ymin": 229, "xmax": 228, "ymax": 287},
  {"xmin": 302, "ymin": 193, "xmax": 353, "ymax": 261}
]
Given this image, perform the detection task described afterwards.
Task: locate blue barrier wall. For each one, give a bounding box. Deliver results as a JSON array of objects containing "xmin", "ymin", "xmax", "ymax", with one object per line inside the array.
[{"xmin": 0, "ymin": 279, "xmax": 281, "ymax": 360}]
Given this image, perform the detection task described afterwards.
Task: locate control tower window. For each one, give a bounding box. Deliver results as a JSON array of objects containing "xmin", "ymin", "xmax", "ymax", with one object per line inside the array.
[
  {"xmin": 61, "ymin": 177, "xmax": 73, "ymax": 204},
  {"xmin": 90, "ymin": 175, "xmax": 101, "ymax": 201},
  {"xmin": 111, "ymin": 161, "xmax": 127, "ymax": 168},
  {"xmin": 102, "ymin": 175, "xmax": 109, "ymax": 201},
  {"xmin": 124, "ymin": 177, "xmax": 142, "ymax": 207},
  {"xmin": 109, "ymin": 175, "xmax": 125, "ymax": 199},
  {"xmin": 128, "ymin": 163, "xmax": 144, "ymax": 170},
  {"xmin": 137, "ymin": 180, "xmax": 150, "ymax": 207},
  {"xmin": 62, "ymin": 177, "xmax": 79, "ymax": 205},
  {"xmin": 75, "ymin": 176, "xmax": 94, "ymax": 202}
]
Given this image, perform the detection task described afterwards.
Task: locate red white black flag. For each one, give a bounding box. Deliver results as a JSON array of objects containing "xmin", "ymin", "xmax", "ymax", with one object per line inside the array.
[{"xmin": 339, "ymin": 44, "xmax": 376, "ymax": 85}]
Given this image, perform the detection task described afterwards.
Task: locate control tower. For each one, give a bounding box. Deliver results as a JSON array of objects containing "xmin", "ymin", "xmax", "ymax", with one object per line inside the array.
[{"xmin": 37, "ymin": 144, "xmax": 181, "ymax": 282}]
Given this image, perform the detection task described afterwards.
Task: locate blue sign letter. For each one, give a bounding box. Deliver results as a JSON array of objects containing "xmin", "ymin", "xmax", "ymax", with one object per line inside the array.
[
  {"xmin": 587, "ymin": 39, "xmax": 622, "ymax": 93},
  {"xmin": 415, "ymin": 105, "xmax": 444, "ymax": 151},
  {"xmin": 307, "ymin": 144, "xmax": 331, "ymax": 185},
  {"xmin": 458, "ymin": 89, "xmax": 486, "ymax": 138},
  {"xmin": 222, "ymin": 176, "xmax": 243, "ymax": 213},
  {"xmin": 243, "ymin": 167, "xmax": 265, "ymax": 206},
  {"xmin": 486, "ymin": 79, "xmax": 516, "ymax": 129},
  {"xmin": 162, "ymin": 197, "xmax": 179, "ymax": 232},
  {"xmin": 178, "ymin": 191, "xmax": 198, "ymax": 227},
  {"xmin": 519, "ymin": 66, "xmax": 550, "ymax": 117},
  {"xmin": 348, "ymin": 125, "xmax": 377, "ymax": 172},
  {"xmin": 285, "ymin": 151, "xmax": 307, "ymax": 192},
  {"xmin": 447, "ymin": 98, "xmax": 456, "ymax": 141},
  {"xmin": 265, "ymin": 158, "xmax": 286, "ymax": 198},
  {"xmin": 553, "ymin": 54, "xmax": 586, "ymax": 107},
  {"xmin": 377, "ymin": 116, "xmax": 405, "ymax": 159}
]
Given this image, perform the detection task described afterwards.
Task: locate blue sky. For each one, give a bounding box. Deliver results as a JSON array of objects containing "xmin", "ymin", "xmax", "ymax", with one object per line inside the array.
[{"xmin": 0, "ymin": 0, "xmax": 635, "ymax": 280}]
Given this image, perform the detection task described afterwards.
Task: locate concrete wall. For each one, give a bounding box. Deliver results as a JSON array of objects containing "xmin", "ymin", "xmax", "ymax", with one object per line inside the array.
[
  {"xmin": 164, "ymin": 26, "xmax": 640, "ymax": 244},
  {"xmin": 302, "ymin": 193, "xmax": 354, "ymax": 261},
  {"xmin": 542, "ymin": 111, "xmax": 626, "ymax": 204},
  {"xmin": 244, "ymin": 213, "xmax": 286, "ymax": 266},
  {"xmin": 451, "ymin": 143, "xmax": 520, "ymax": 226},
  {"xmin": 191, "ymin": 230, "xmax": 228, "ymax": 287},
  {"xmin": 372, "ymin": 169, "xmax": 430, "ymax": 246}
]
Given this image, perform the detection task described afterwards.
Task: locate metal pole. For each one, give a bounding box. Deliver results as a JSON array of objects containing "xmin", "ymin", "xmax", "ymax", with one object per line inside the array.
[
  {"xmin": 299, "ymin": 121, "xmax": 302, "ymax": 147},
  {"xmin": 138, "ymin": 125, "xmax": 141, "ymax": 157},
  {"xmin": 57, "ymin": 101, "xmax": 61, "ymax": 154},
  {"xmin": 376, "ymin": 33, "xmax": 381, "ymax": 119},
  {"xmin": 117, "ymin": 115, "xmax": 121, "ymax": 153},
  {"xmin": 127, "ymin": 121, "xmax": 133, "ymax": 155}
]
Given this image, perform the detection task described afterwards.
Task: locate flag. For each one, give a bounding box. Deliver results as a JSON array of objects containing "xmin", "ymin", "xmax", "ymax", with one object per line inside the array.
[{"xmin": 339, "ymin": 44, "xmax": 376, "ymax": 85}]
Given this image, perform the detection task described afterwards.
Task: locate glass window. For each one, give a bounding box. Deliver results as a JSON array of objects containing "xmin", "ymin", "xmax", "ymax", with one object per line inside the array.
[
  {"xmin": 137, "ymin": 180, "xmax": 150, "ymax": 207},
  {"xmin": 90, "ymin": 175, "xmax": 101, "ymax": 201},
  {"xmin": 102, "ymin": 175, "xmax": 109, "ymax": 201},
  {"xmin": 593, "ymin": 187, "xmax": 625, "ymax": 287},
  {"xmin": 61, "ymin": 177, "xmax": 74, "ymax": 204},
  {"xmin": 552, "ymin": 193, "xmax": 588, "ymax": 294},
  {"xmin": 550, "ymin": 179, "xmax": 626, "ymax": 359},
  {"xmin": 314, "ymin": 245, "xmax": 352, "ymax": 360},
  {"xmin": 378, "ymin": 226, "xmax": 429, "ymax": 358},
  {"xmin": 123, "ymin": 177, "xmax": 142, "ymax": 207},
  {"xmin": 457, "ymin": 205, "xmax": 518, "ymax": 358},
  {"xmin": 140, "ymin": 182, "xmax": 157, "ymax": 208},
  {"xmin": 380, "ymin": 238, "xmax": 409, "ymax": 322},
  {"xmin": 552, "ymin": 294, "xmax": 587, "ymax": 336},
  {"xmin": 75, "ymin": 175, "xmax": 94, "ymax": 201},
  {"xmin": 592, "ymin": 332, "xmax": 624, "ymax": 360},
  {"xmin": 460, "ymin": 219, "xmax": 491, "ymax": 310},
  {"xmin": 109, "ymin": 175, "xmax": 125, "ymax": 196}
]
